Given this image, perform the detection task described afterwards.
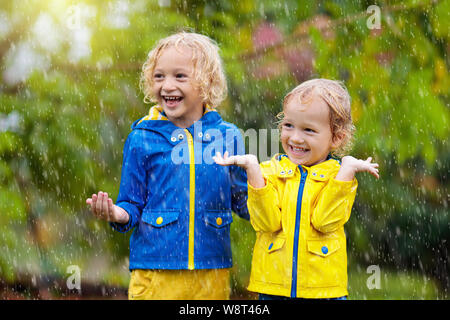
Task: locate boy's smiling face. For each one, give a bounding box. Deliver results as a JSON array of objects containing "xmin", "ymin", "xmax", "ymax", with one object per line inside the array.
[
  {"xmin": 281, "ymin": 94, "xmax": 339, "ymax": 167},
  {"xmin": 152, "ymin": 45, "xmax": 204, "ymax": 128}
]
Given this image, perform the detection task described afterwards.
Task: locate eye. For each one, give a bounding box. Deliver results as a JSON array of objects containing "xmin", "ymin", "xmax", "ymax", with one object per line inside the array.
[
  {"xmin": 305, "ymin": 128, "xmax": 316, "ymax": 133},
  {"xmin": 176, "ymin": 73, "xmax": 187, "ymax": 80},
  {"xmin": 153, "ymin": 73, "xmax": 164, "ymax": 80},
  {"xmin": 282, "ymin": 122, "xmax": 293, "ymax": 129}
]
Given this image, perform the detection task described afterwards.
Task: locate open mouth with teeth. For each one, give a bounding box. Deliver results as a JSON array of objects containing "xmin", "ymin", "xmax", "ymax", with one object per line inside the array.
[
  {"xmin": 289, "ymin": 144, "xmax": 310, "ymax": 156},
  {"xmin": 163, "ymin": 96, "xmax": 183, "ymax": 107}
]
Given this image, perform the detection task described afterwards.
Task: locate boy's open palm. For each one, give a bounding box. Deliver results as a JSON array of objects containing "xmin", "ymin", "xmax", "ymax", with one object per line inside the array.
[
  {"xmin": 213, "ymin": 151, "xmax": 266, "ymax": 188},
  {"xmin": 86, "ymin": 191, "xmax": 129, "ymax": 224},
  {"xmin": 212, "ymin": 151, "xmax": 258, "ymax": 169},
  {"xmin": 338, "ymin": 156, "xmax": 380, "ymax": 180}
]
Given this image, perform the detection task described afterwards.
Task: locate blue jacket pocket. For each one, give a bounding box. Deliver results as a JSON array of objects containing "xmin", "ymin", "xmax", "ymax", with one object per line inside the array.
[
  {"xmin": 141, "ymin": 209, "xmax": 181, "ymax": 228},
  {"xmin": 204, "ymin": 210, "xmax": 233, "ymax": 228}
]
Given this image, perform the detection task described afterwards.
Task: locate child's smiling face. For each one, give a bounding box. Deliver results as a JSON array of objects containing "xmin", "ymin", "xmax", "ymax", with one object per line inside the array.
[
  {"xmin": 152, "ymin": 45, "xmax": 205, "ymax": 128},
  {"xmin": 281, "ymin": 94, "xmax": 340, "ymax": 167}
]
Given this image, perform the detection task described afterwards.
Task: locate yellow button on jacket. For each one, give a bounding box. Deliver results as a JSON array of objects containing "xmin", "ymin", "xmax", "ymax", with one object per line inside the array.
[{"xmin": 247, "ymin": 154, "xmax": 358, "ymax": 299}]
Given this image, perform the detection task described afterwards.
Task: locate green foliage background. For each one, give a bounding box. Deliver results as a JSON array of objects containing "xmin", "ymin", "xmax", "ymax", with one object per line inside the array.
[{"xmin": 0, "ymin": 0, "xmax": 448, "ymax": 299}]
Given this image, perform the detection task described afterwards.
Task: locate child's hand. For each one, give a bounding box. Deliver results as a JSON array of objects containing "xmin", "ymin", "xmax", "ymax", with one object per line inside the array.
[
  {"xmin": 336, "ymin": 156, "xmax": 379, "ymax": 181},
  {"xmin": 213, "ymin": 151, "xmax": 266, "ymax": 188},
  {"xmin": 212, "ymin": 151, "xmax": 259, "ymax": 170},
  {"xmin": 86, "ymin": 191, "xmax": 129, "ymax": 224}
]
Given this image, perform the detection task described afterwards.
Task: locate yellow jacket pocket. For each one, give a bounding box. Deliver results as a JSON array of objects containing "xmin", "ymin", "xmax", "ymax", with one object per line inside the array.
[
  {"xmin": 250, "ymin": 233, "xmax": 289, "ymax": 287},
  {"xmin": 307, "ymin": 238, "xmax": 340, "ymax": 257},
  {"xmin": 305, "ymin": 239, "xmax": 346, "ymax": 288},
  {"xmin": 267, "ymin": 236, "xmax": 285, "ymax": 253}
]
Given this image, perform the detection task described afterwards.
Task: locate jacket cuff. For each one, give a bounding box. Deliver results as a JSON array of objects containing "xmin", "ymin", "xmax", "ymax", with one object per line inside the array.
[
  {"xmin": 109, "ymin": 202, "xmax": 138, "ymax": 233},
  {"xmin": 247, "ymin": 178, "xmax": 271, "ymax": 197},
  {"xmin": 328, "ymin": 177, "xmax": 358, "ymax": 195}
]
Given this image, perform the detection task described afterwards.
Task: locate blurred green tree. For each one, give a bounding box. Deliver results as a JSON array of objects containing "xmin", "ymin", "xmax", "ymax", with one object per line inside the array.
[{"xmin": 0, "ymin": 0, "xmax": 448, "ymax": 298}]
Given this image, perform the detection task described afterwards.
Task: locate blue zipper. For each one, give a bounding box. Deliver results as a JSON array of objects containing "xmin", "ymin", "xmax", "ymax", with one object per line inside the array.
[{"xmin": 291, "ymin": 165, "xmax": 307, "ymax": 298}]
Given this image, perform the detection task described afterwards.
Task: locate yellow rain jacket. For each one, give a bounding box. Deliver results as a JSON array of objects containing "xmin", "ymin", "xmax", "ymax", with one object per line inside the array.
[{"xmin": 247, "ymin": 154, "xmax": 358, "ymax": 299}]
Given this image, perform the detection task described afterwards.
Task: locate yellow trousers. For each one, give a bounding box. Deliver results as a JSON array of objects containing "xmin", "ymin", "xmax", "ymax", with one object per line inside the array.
[{"xmin": 128, "ymin": 268, "xmax": 230, "ymax": 300}]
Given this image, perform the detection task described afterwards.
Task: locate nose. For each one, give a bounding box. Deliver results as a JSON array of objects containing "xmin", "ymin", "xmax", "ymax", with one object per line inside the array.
[
  {"xmin": 161, "ymin": 77, "xmax": 176, "ymax": 93},
  {"xmin": 290, "ymin": 130, "xmax": 305, "ymax": 144}
]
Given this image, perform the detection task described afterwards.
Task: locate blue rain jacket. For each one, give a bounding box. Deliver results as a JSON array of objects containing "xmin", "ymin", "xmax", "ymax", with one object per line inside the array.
[{"xmin": 111, "ymin": 106, "xmax": 249, "ymax": 270}]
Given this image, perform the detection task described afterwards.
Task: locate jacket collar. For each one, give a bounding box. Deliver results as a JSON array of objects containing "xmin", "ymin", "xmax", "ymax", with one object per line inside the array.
[
  {"xmin": 132, "ymin": 104, "xmax": 221, "ymax": 131},
  {"xmin": 136, "ymin": 104, "xmax": 216, "ymax": 123},
  {"xmin": 130, "ymin": 105, "xmax": 224, "ymax": 145},
  {"xmin": 273, "ymin": 154, "xmax": 341, "ymax": 179}
]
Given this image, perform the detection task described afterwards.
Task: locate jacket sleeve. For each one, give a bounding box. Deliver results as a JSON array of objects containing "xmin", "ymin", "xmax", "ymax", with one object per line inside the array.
[
  {"xmin": 230, "ymin": 165, "xmax": 250, "ymax": 220},
  {"xmin": 110, "ymin": 131, "xmax": 148, "ymax": 233},
  {"xmin": 310, "ymin": 177, "xmax": 358, "ymax": 233},
  {"xmin": 229, "ymin": 130, "xmax": 250, "ymax": 220},
  {"xmin": 247, "ymin": 174, "xmax": 282, "ymax": 233}
]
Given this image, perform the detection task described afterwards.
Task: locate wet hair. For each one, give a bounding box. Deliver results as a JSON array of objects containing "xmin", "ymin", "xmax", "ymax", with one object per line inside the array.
[
  {"xmin": 140, "ymin": 31, "xmax": 227, "ymax": 108},
  {"xmin": 278, "ymin": 78, "xmax": 355, "ymax": 157}
]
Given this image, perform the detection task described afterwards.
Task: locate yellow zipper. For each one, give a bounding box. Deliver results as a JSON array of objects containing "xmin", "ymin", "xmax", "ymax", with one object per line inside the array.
[{"xmin": 185, "ymin": 129, "xmax": 195, "ymax": 270}]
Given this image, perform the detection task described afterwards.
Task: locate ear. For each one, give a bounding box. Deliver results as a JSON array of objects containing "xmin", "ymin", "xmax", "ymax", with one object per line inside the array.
[{"xmin": 331, "ymin": 132, "xmax": 345, "ymax": 150}]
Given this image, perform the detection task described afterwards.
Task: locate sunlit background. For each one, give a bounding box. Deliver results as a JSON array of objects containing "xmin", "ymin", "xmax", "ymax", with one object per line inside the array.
[{"xmin": 0, "ymin": 0, "xmax": 448, "ymax": 299}]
